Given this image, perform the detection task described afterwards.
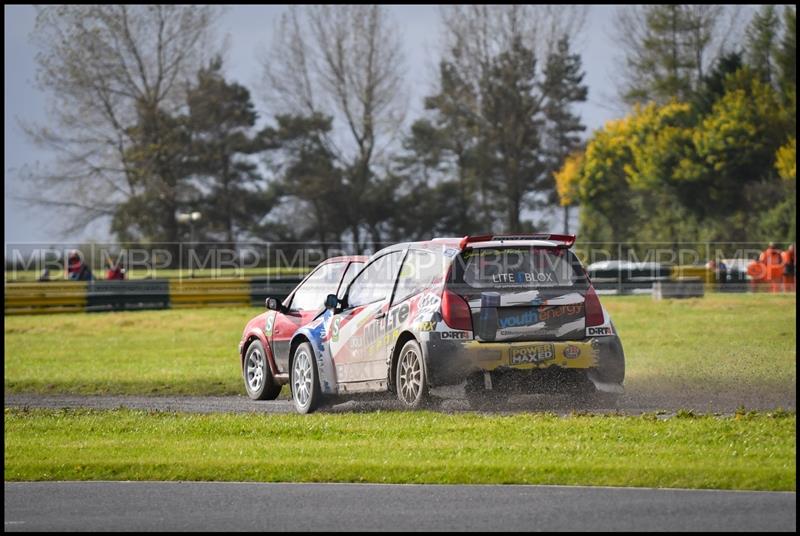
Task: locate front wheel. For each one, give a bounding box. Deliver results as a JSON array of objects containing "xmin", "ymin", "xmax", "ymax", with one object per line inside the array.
[
  {"xmin": 395, "ymin": 339, "xmax": 430, "ymax": 409},
  {"xmin": 243, "ymin": 339, "xmax": 282, "ymax": 401},
  {"xmin": 291, "ymin": 342, "xmax": 322, "ymax": 414}
]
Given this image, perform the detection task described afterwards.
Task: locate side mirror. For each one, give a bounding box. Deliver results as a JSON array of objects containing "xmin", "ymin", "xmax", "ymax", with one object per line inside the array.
[
  {"xmin": 325, "ymin": 294, "xmax": 338, "ymax": 310},
  {"xmin": 265, "ymin": 297, "xmax": 280, "ymax": 311}
]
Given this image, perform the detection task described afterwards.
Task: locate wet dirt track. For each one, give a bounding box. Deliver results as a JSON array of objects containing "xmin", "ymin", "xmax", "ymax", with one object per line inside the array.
[{"xmin": 5, "ymin": 383, "xmax": 795, "ymax": 416}]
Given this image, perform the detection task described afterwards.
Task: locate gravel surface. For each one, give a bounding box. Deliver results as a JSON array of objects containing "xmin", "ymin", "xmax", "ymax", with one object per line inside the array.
[{"xmin": 5, "ymin": 384, "xmax": 795, "ymax": 416}]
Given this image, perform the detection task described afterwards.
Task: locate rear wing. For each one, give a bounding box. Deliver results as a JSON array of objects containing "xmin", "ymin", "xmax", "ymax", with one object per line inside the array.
[{"xmin": 458, "ymin": 233, "xmax": 576, "ymax": 250}]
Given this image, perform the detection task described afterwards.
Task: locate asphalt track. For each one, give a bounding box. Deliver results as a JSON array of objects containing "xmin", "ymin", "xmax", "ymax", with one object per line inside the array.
[{"xmin": 4, "ymin": 481, "xmax": 795, "ymax": 531}]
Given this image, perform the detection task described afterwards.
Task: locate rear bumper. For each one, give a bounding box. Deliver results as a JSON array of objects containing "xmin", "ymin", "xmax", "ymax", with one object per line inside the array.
[{"xmin": 423, "ymin": 334, "xmax": 625, "ymax": 392}]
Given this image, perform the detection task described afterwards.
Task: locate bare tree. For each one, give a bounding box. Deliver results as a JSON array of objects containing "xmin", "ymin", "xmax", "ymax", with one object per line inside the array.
[
  {"xmin": 22, "ymin": 5, "xmax": 220, "ymax": 237},
  {"xmin": 262, "ymin": 5, "xmax": 407, "ymax": 251}
]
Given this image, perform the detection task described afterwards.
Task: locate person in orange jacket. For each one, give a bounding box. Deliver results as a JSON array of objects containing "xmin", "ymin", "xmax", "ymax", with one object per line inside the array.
[
  {"xmin": 782, "ymin": 244, "xmax": 795, "ymax": 292},
  {"xmin": 758, "ymin": 242, "xmax": 784, "ymax": 292}
]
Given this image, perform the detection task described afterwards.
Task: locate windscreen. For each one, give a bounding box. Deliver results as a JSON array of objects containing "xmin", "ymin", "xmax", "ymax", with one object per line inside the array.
[{"xmin": 452, "ymin": 247, "xmax": 588, "ymax": 290}]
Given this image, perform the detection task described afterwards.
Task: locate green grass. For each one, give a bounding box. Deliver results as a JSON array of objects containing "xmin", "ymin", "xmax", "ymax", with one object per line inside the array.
[
  {"xmin": 4, "ymin": 292, "xmax": 795, "ymax": 397},
  {"xmin": 603, "ymin": 293, "xmax": 796, "ymax": 395},
  {"xmin": 4, "ymin": 266, "xmax": 309, "ymax": 282},
  {"xmin": 4, "ymin": 408, "xmax": 794, "ymax": 490},
  {"xmin": 4, "ymin": 308, "xmax": 253, "ymax": 395}
]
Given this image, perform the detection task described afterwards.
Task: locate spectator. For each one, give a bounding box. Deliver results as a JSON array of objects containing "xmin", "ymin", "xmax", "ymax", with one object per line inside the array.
[
  {"xmin": 38, "ymin": 268, "xmax": 51, "ymax": 282},
  {"xmin": 758, "ymin": 242, "xmax": 784, "ymax": 293},
  {"xmin": 66, "ymin": 251, "xmax": 94, "ymax": 281},
  {"xmin": 782, "ymin": 244, "xmax": 795, "ymax": 292},
  {"xmin": 106, "ymin": 259, "xmax": 126, "ymax": 281}
]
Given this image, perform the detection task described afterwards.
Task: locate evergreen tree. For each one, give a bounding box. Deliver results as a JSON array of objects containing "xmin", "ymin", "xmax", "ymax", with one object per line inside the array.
[
  {"xmin": 480, "ymin": 37, "xmax": 546, "ymax": 232},
  {"xmin": 113, "ymin": 101, "xmax": 191, "ymax": 261},
  {"xmin": 186, "ymin": 57, "xmax": 261, "ymax": 246},
  {"xmin": 776, "ymin": 6, "xmax": 796, "ymax": 94},
  {"xmin": 541, "ymin": 35, "xmax": 588, "ymax": 232},
  {"xmin": 745, "ymin": 5, "xmax": 780, "ymax": 86},
  {"xmin": 616, "ymin": 5, "xmax": 731, "ymax": 105}
]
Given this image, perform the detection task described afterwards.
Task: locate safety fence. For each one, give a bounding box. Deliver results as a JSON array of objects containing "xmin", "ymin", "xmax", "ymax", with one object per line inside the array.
[
  {"xmin": 5, "ymin": 276, "xmax": 303, "ymax": 315},
  {"xmin": 2, "ymin": 264, "xmax": 774, "ymax": 315},
  {"xmin": 586, "ymin": 262, "xmax": 750, "ymax": 295}
]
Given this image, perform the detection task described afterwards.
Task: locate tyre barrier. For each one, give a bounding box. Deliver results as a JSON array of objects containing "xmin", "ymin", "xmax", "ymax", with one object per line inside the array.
[{"xmin": 4, "ymin": 276, "xmax": 303, "ymax": 315}]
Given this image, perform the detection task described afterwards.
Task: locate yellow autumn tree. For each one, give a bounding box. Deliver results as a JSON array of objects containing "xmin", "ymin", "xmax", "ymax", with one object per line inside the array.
[
  {"xmin": 776, "ymin": 137, "xmax": 796, "ymax": 180},
  {"xmin": 554, "ymin": 152, "xmax": 583, "ymax": 206}
]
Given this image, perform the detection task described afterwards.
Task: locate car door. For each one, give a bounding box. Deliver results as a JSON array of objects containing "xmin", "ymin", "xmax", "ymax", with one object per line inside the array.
[
  {"xmin": 328, "ymin": 251, "xmax": 404, "ymax": 385},
  {"xmin": 270, "ymin": 261, "xmax": 349, "ymax": 372}
]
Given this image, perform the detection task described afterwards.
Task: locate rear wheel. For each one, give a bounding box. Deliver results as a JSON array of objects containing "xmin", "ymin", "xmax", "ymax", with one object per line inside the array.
[
  {"xmin": 243, "ymin": 340, "xmax": 282, "ymax": 401},
  {"xmin": 291, "ymin": 342, "xmax": 322, "ymax": 414},
  {"xmin": 395, "ymin": 339, "xmax": 430, "ymax": 409}
]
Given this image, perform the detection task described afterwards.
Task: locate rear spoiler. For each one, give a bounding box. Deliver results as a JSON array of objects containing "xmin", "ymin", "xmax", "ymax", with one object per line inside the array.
[{"xmin": 458, "ymin": 233, "xmax": 576, "ymax": 249}]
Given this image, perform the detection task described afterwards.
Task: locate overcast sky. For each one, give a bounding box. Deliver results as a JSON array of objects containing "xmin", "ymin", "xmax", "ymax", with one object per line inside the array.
[{"xmin": 4, "ymin": 5, "xmax": 630, "ymax": 245}]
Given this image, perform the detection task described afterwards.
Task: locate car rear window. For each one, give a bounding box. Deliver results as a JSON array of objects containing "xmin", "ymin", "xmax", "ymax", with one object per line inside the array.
[{"xmin": 451, "ymin": 247, "xmax": 588, "ymax": 289}]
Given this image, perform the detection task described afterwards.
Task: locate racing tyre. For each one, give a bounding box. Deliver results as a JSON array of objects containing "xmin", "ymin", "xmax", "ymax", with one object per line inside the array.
[
  {"xmin": 395, "ymin": 339, "xmax": 430, "ymax": 410},
  {"xmin": 291, "ymin": 342, "xmax": 322, "ymax": 414},
  {"xmin": 243, "ymin": 339, "xmax": 282, "ymax": 401}
]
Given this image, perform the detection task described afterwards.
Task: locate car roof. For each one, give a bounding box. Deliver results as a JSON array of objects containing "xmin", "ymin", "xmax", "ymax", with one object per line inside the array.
[{"xmin": 321, "ymin": 255, "xmax": 369, "ymax": 264}]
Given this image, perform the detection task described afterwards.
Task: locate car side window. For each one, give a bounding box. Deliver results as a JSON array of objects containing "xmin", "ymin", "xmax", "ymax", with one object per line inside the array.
[
  {"xmin": 337, "ymin": 261, "xmax": 365, "ymax": 299},
  {"xmin": 290, "ymin": 262, "xmax": 348, "ymax": 312},
  {"xmin": 347, "ymin": 252, "xmax": 403, "ymax": 308},
  {"xmin": 393, "ymin": 250, "xmax": 444, "ymax": 304}
]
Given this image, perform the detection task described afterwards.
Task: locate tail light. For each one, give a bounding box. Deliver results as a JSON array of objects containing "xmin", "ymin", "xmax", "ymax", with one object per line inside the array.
[
  {"xmin": 441, "ymin": 289, "xmax": 473, "ymax": 331},
  {"xmin": 584, "ymin": 285, "xmax": 605, "ymax": 327}
]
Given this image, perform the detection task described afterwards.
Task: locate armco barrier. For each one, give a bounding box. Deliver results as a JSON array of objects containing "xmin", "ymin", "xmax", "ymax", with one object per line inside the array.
[
  {"xmin": 670, "ymin": 265, "xmax": 716, "ymax": 285},
  {"xmin": 4, "ymin": 281, "xmax": 88, "ymax": 315},
  {"xmin": 249, "ymin": 276, "xmax": 304, "ymax": 307},
  {"xmin": 4, "ymin": 275, "xmax": 304, "ymax": 315},
  {"xmin": 169, "ymin": 278, "xmax": 253, "ymax": 308},
  {"xmin": 87, "ymin": 280, "xmax": 170, "ymax": 312}
]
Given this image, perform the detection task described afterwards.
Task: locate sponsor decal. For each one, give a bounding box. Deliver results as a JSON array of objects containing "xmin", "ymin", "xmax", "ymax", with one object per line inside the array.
[
  {"xmin": 509, "ymin": 344, "xmax": 555, "ymax": 365},
  {"xmin": 587, "ymin": 326, "xmax": 614, "ymax": 336},
  {"xmin": 563, "ymin": 345, "xmax": 581, "ymax": 359},
  {"xmin": 415, "ymin": 320, "xmax": 437, "ymax": 331},
  {"xmin": 492, "ymin": 272, "xmax": 554, "ymax": 284},
  {"xmin": 443, "ymin": 248, "xmax": 459, "ymax": 258},
  {"xmin": 498, "ymin": 308, "xmax": 539, "ymax": 329},
  {"xmin": 441, "ymin": 331, "xmax": 470, "ymax": 340},
  {"xmin": 331, "ymin": 317, "xmax": 342, "ymax": 342},
  {"xmin": 538, "ymin": 304, "xmax": 582, "ymax": 322},
  {"xmin": 417, "ymin": 293, "xmax": 441, "ymax": 314},
  {"xmin": 351, "ymin": 303, "xmax": 411, "ymax": 355},
  {"xmin": 264, "ymin": 313, "xmax": 275, "ymax": 337},
  {"xmin": 495, "ymin": 304, "xmax": 583, "ymax": 330}
]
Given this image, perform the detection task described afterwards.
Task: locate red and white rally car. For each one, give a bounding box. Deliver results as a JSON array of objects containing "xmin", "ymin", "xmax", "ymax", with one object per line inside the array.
[
  {"xmin": 285, "ymin": 234, "xmax": 625, "ymax": 413},
  {"xmin": 237, "ymin": 256, "xmax": 367, "ymax": 400}
]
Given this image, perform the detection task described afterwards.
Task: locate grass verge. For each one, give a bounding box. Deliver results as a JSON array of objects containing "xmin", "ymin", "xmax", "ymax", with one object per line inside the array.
[
  {"xmin": 4, "ymin": 408, "xmax": 795, "ymax": 490},
  {"xmin": 4, "ymin": 292, "xmax": 795, "ymax": 398}
]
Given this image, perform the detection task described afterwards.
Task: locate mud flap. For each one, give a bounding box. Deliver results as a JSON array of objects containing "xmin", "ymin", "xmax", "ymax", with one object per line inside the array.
[{"xmin": 586, "ymin": 370, "xmax": 624, "ymax": 393}]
